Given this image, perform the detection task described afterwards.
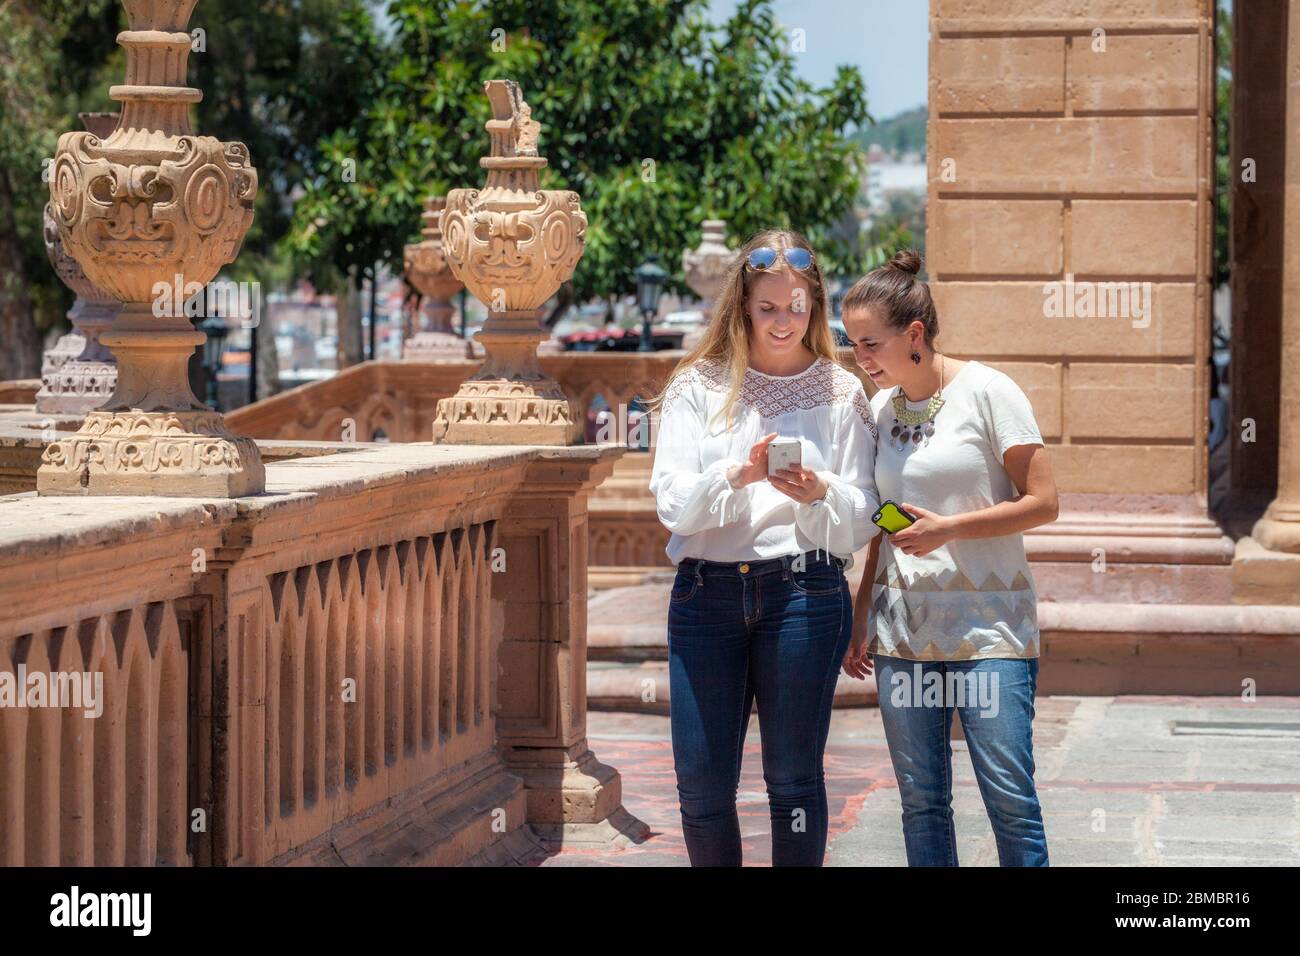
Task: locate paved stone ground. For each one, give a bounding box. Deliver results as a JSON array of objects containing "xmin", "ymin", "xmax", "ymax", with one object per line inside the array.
[{"xmin": 536, "ymin": 696, "xmax": 1300, "ymax": 866}]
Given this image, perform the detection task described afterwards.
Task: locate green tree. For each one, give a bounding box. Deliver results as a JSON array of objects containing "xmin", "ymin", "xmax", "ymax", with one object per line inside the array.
[
  {"xmin": 0, "ymin": 0, "xmax": 121, "ymax": 380},
  {"xmin": 1213, "ymin": 0, "xmax": 1230, "ymax": 289},
  {"xmin": 187, "ymin": 0, "xmax": 385, "ymax": 394},
  {"xmin": 285, "ymin": 0, "xmax": 874, "ymax": 327}
]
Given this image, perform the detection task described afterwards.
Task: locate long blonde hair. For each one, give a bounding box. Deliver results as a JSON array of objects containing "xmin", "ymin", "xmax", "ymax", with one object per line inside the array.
[{"xmin": 652, "ymin": 227, "xmax": 838, "ymax": 427}]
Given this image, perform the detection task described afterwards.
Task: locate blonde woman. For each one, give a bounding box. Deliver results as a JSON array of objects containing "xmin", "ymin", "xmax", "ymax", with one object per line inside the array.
[
  {"xmin": 840, "ymin": 249, "xmax": 1058, "ymax": 866},
  {"xmin": 649, "ymin": 228, "xmax": 882, "ymax": 866}
]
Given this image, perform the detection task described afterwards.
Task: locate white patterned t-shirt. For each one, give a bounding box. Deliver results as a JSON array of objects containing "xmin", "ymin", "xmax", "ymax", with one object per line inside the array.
[{"xmin": 868, "ymin": 360, "xmax": 1045, "ymax": 660}]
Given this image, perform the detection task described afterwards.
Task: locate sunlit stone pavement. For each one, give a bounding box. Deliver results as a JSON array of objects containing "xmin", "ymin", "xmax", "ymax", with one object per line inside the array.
[{"xmin": 536, "ymin": 696, "xmax": 1300, "ymax": 866}]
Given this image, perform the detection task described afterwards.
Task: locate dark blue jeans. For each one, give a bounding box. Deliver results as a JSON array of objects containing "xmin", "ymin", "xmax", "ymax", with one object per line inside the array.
[{"xmin": 667, "ymin": 551, "xmax": 852, "ymax": 866}]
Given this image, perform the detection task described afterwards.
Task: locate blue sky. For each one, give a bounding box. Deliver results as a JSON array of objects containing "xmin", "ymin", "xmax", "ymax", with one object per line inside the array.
[{"xmin": 708, "ymin": 0, "xmax": 929, "ymax": 119}]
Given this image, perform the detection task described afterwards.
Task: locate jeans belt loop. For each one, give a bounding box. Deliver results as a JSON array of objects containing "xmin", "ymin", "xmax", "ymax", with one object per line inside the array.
[{"xmin": 693, "ymin": 562, "xmax": 704, "ymax": 588}]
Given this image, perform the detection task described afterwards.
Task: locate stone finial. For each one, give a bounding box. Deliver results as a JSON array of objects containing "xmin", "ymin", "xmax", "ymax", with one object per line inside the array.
[
  {"xmin": 402, "ymin": 196, "xmax": 469, "ymax": 359},
  {"xmin": 431, "ymin": 80, "xmax": 587, "ymax": 444},
  {"xmin": 682, "ymin": 219, "xmax": 733, "ymax": 319},
  {"xmin": 38, "ymin": 0, "xmax": 263, "ymax": 497},
  {"xmin": 483, "ymin": 81, "xmax": 540, "ymax": 159},
  {"xmin": 35, "ymin": 113, "xmax": 122, "ymax": 416}
]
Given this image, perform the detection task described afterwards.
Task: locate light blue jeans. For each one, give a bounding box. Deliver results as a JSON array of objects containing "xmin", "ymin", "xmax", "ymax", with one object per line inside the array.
[{"xmin": 873, "ymin": 653, "xmax": 1049, "ymax": 866}]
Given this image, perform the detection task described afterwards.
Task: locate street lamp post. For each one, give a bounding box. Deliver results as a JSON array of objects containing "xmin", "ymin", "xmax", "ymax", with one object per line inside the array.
[{"xmin": 634, "ymin": 254, "xmax": 668, "ymax": 353}]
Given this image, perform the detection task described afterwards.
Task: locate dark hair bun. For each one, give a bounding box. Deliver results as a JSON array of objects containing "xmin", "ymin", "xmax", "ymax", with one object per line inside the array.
[{"xmin": 886, "ymin": 249, "xmax": 923, "ymax": 276}]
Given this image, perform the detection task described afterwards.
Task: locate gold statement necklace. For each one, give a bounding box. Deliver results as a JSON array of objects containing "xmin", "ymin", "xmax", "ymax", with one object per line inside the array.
[{"xmin": 889, "ymin": 355, "xmax": 946, "ymax": 451}]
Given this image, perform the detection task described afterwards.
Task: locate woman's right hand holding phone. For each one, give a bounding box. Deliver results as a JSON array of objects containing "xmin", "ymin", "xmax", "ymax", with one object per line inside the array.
[{"xmin": 727, "ymin": 432, "xmax": 778, "ymax": 488}]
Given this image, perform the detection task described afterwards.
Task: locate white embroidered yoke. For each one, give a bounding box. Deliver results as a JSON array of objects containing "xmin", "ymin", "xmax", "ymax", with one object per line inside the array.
[{"xmin": 649, "ymin": 356, "xmax": 882, "ymax": 565}]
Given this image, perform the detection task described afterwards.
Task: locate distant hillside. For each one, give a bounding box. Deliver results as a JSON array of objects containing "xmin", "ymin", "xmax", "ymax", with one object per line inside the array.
[{"xmin": 855, "ymin": 106, "xmax": 927, "ymax": 157}]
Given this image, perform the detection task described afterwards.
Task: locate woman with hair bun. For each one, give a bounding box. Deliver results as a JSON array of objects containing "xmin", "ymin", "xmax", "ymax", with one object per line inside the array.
[{"xmin": 840, "ymin": 249, "xmax": 1059, "ymax": 867}]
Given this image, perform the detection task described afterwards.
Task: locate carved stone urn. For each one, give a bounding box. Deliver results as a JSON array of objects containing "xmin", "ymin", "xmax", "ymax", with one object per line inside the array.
[
  {"xmin": 38, "ymin": 0, "xmax": 262, "ymax": 497},
  {"xmin": 402, "ymin": 196, "xmax": 469, "ymax": 360},
  {"xmin": 431, "ymin": 80, "xmax": 586, "ymax": 444},
  {"xmin": 36, "ymin": 113, "xmax": 122, "ymax": 417},
  {"xmin": 682, "ymin": 218, "xmax": 733, "ymax": 322}
]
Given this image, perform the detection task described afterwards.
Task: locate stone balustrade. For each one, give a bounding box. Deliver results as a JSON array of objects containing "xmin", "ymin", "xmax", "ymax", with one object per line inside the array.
[
  {"xmin": 0, "ymin": 438, "xmax": 627, "ymax": 865},
  {"xmin": 223, "ymin": 353, "xmax": 685, "ymax": 445},
  {"xmin": 219, "ymin": 354, "xmax": 687, "ymax": 584},
  {"xmin": 222, "ymin": 351, "xmax": 1236, "ymax": 594},
  {"xmin": 0, "ymin": 489, "xmax": 224, "ymax": 865}
]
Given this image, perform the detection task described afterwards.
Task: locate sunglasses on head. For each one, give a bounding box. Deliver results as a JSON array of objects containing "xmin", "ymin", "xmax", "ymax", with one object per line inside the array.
[{"xmin": 746, "ymin": 246, "xmax": 815, "ymax": 272}]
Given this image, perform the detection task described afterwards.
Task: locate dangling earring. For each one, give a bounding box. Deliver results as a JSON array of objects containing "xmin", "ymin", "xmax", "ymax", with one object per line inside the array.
[{"xmin": 910, "ymin": 350, "xmax": 921, "ymax": 364}]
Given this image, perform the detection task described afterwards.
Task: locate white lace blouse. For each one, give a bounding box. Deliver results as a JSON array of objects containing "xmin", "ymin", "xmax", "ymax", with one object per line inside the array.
[{"xmin": 649, "ymin": 356, "xmax": 882, "ymax": 565}]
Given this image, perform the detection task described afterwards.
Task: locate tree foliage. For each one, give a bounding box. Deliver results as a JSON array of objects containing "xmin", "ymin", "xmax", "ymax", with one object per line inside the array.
[
  {"xmin": 0, "ymin": 0, "xmax": 122, "ymax": 377},
  {"xmin": 1213, "ymin": 0, "xmax": 1230, "ymax": 290},
  {"xmin": 284, "ymin": 0, "xmax": 875, "ymax": 316},
  {"xmin": 3, "ymin": 0, "xmax": 882, "ymax": 375}
]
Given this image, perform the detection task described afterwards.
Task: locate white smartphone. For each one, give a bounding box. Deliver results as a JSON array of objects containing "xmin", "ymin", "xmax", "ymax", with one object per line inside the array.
[{"xmin": 767, "ymin": 437, "xmax": 803, "ymax": 476}]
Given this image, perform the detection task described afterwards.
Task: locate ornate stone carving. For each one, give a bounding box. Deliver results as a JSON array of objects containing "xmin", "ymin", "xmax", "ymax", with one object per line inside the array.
[
  {"xmin": 36, "ymin": 113, "xmax": 121, "ymax": 416},
  {"xmin": 682, "ymin": 218, "xmax": 733, "ymax": 322},
  {"xmin": 402, "ymin": 196, "xmax": 470, "ymax": 360},
  {"xmin": 38, "ymin": 0, "xmax": 263, "ymax": 497},
  {"xmin": 431, "ymin": 80, "xmax": 586, "ymax": 444}
]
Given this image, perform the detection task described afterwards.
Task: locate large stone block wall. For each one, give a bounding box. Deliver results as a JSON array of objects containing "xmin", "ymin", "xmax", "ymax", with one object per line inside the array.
[{"xmin": 928, "ymin": 0, "xmax": 1215, "ymax": 497}]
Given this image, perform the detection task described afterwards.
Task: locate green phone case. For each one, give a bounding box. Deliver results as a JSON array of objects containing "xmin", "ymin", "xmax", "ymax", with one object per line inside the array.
[{"xmin": 872, "ymin": 500, "xmax": 916, "ymax": 534}]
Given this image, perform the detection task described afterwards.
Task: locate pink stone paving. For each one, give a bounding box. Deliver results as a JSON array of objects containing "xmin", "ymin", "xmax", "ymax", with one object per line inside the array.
[{"xmin": 538, "ymin": 696, "xmax": 1300, "ymax": 866}]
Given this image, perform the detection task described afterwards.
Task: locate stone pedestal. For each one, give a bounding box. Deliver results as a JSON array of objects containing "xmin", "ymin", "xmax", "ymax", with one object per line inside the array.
[
  {"xmin": 36, "ymin": 0, "xmax": 262, "ymax": 497},
  {"xmin": 431, "ymin": 80, "xmax": 585, "ymax": 446},
  {"xmin": 38, "ymin": 306, "xmax": 264, "ymax": 497},
  {"xmin": 37, "ymin": 329, "xmax": 87, "ymax": 404},
  {"xmin": 494, "ymin": 446, "xmax": 643, "ymax": 842},
  {"xmin": 35, "ymin": 302, "xmax": 116, "ymax": 417},
  {"xmin": 1233, "ymin": 537, "xmax": 1300, "ymax": 605},
  {"xmin": 433, "ymin": 309, "xmax": 581, "ymax": 444}
]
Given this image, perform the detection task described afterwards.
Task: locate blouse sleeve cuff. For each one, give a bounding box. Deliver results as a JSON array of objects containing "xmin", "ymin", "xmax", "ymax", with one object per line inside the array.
[
  {"xmin": 704, "ymin": 458, "xmax": 750, "ymax": 526},
  {"xmin": 794, "ymin": 470, "xmax": 877, "ymax": 553}
]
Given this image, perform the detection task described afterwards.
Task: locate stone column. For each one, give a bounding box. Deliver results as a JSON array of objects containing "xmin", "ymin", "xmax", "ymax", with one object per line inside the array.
[
  {"xmin": 928, "ymin": 0, "xmax": 1233, "ymax": 603},
  {"xmin": 402, "ymin": 196, "xmax": 469, "ymax": 360},
  {"xmin": 36, "ymin": 114, "xmax": 120, "ymax": 417},
  {"xmin": 1228, "ymin": 3, "xmax": 1285, "ymax": 508},
  {"xmin": 431, "ymin": 80, "xmax": 585, "ymax": 445},
  {"xmin": 37, "ymin": 0, "xmax": 263, "ymax": 497},
  {"xmin": 1234, "ymin": 2, "xmax": 1300, "ymax": 603}
]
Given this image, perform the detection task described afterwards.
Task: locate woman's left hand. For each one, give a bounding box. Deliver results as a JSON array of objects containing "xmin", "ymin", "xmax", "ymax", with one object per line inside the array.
[
  {"xmin": 770, "ymin": 465, "xmax": 828, "ymax": 504},
  {"xmin": 889, "ymin": 502, "xmax": 956, "ymax": 556}
]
